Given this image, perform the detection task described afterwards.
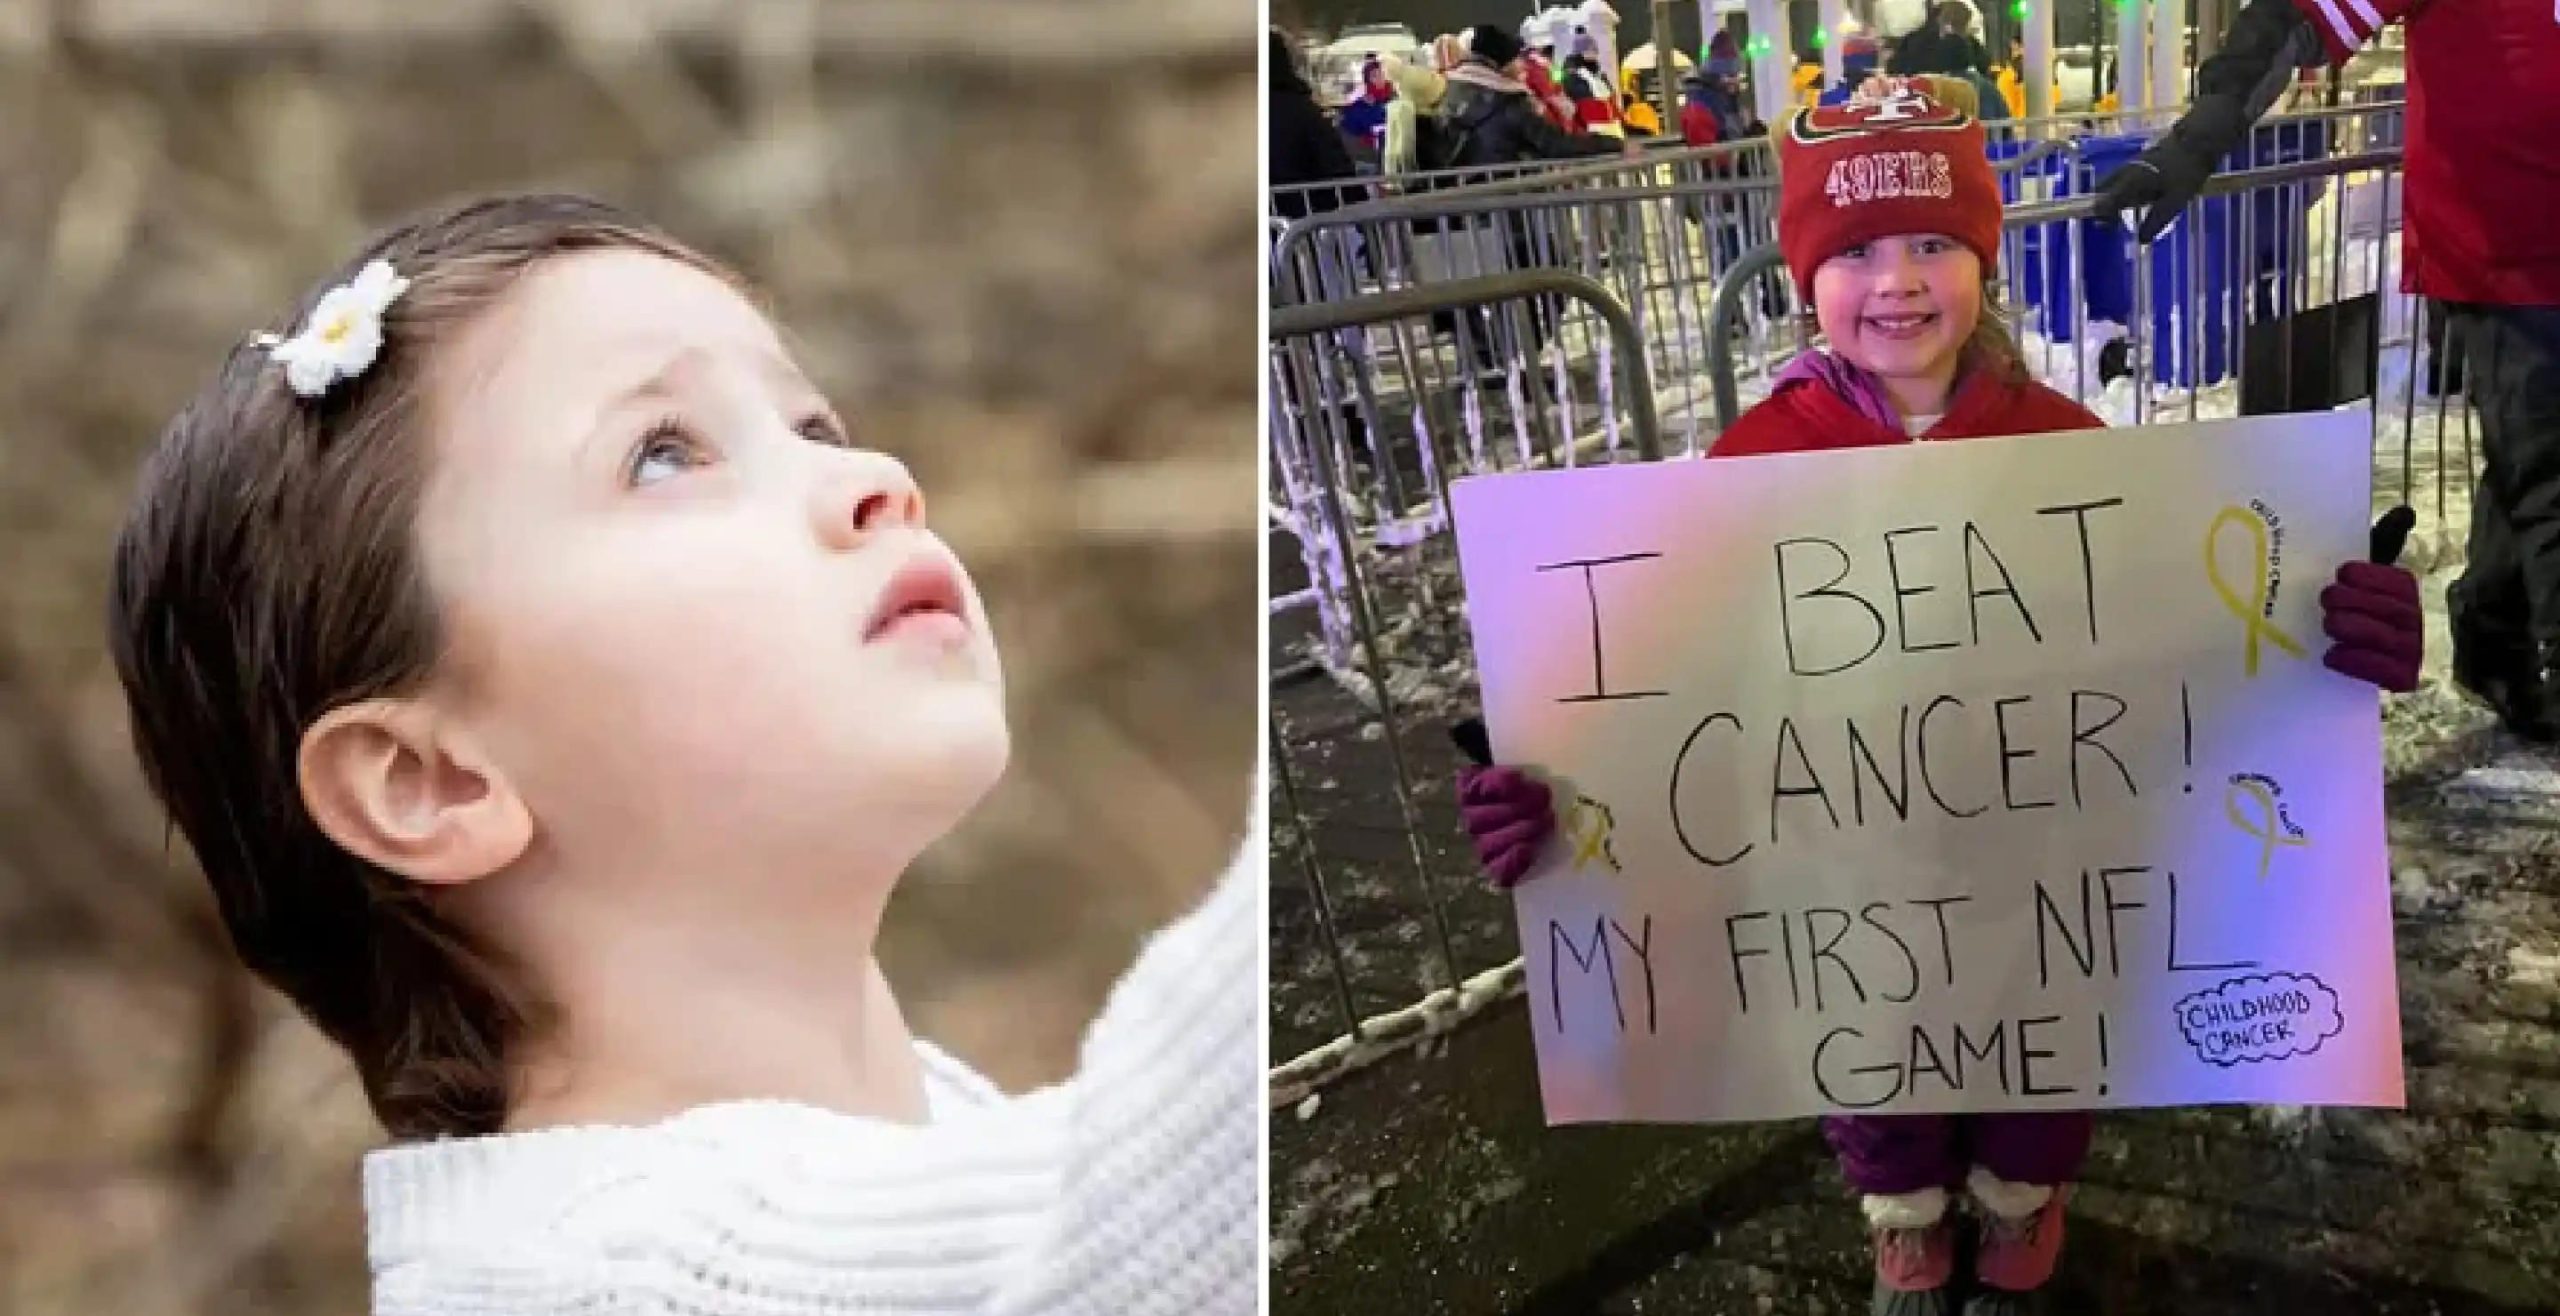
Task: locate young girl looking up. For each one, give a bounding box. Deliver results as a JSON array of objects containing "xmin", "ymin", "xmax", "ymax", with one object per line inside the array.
[
  {"xmin": 107, "ymin": 193, "xmax": 1255, "ymax": 1316},
  {"xmin": 1456, "ymin": 82, "xmax": 2422, "ymax": 1316}
]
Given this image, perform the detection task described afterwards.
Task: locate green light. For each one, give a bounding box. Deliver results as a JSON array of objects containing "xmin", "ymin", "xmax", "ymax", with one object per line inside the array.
[
  {"xmin": 1811, "ymin": 29, "xmax": 1826, "ymax": 48},
  {"xmin": 1747, "ymin": 34, "xmax": 1772, "ymax": 58},
  {"xmin": 2011, "ymin": 0, "xmax": 2027, "ymax": 16}
]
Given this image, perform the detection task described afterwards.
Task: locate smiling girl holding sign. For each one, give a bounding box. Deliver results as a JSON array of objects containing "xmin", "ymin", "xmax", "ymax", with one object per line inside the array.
[{"xmin": 1456, "ymin": 79, "xmax": 2423, "ymax": 1316}]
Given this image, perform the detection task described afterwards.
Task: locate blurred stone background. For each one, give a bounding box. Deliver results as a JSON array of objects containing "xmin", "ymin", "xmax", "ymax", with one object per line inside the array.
[{"xmin": 0, "ymin": 1, "xmax": 1256, "ymax": 1311}]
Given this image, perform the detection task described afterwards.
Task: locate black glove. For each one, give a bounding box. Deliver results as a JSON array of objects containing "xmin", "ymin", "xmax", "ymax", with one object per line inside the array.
[
  {"xmin": 2089, "ymin": 98, "xmax": 2246, "ymax": 243},
  {"xmin": 2371, "ymin": 505, "xmax": 2415, "ymax": 567},
  {"xmin": 1449, "ymin": 717, "xmax": 1493, "ymax": 767},
  {"xmin": 2091, "ymin": 0, "xmax": 2322, "ymax": 243}
]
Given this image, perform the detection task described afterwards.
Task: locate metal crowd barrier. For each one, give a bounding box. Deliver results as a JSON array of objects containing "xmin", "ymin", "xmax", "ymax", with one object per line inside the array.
[
  {"xmin": 1270, "ymin": 103, "xmax": 2403, "ymax": 486},
  {"xmin": 1262, "ymin": 94, "xmax": 2399, "ymax": 237},
  {"xmin": 1267, "ymin": 107, "xmax": 2472, "ymax": 1096},
  {"xmin": 1268, "ymin": 268, "xmax": 1660, "ymax": 672},
  {"xmin": 1269, "ymin": 101, "xmax": 2431, "ymax": 659},
  {"xmin": 1268, "ymin": 130, "xmax": 1704, "ymax": 223},
  {"xmin": 1262, "ymin": 101, "xmax": 2232, "ymax": 224},
  {"xmin": 1272, "ymin": 100, "xmax": 2397, "ymax": 300},
  {"xmin": 1268, "ymin": 272, "xmax": 1661, "ymax": 1092}
]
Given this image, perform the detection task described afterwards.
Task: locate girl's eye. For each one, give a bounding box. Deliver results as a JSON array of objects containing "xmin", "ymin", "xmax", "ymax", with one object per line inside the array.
[
  {"xmin": 627, "ymin": 420, "xmax": 711, "ymax": 487},
  {"xmin": 797, "ymin": 413, "xmax": 852, "ymax": 448},
  {"xmin": 1838, "ymin": 243, "xmax": 1870, "ymax": 261},
  {"xmin": 1914, "ymin": 237, "xmax": 1953, "ymax": 255}
]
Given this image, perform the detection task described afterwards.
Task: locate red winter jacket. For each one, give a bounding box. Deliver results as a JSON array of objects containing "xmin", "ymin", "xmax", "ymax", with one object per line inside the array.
[
  {"xmin": 1520, "ymin": 54, "xmax": 1583, "ymax": 134},
  {"xmin": 2290, "ymin": 0, "xmax": 2560, "ymax": 306},
  {"xmin": 1711, "ymin": 362, "xmax": 2103, "ymax": 458},
  {"xmin": 1680, "ymin": 100, "xmax": 1719, "ymax": 147}
]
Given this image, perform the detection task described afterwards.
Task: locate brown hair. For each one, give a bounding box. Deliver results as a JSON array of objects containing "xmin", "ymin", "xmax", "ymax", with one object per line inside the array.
[
  {"xmin": 1964, "ymin": 285, "xmax": 2033, "ymax": 386},
  {"xmin": 108, "ymin": 194, "xmax": 734, "ymax": 1139}
]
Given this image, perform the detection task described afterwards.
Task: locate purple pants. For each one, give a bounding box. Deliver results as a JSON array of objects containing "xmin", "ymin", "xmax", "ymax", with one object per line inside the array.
[{"xmin": 1820, "ymin": 1112, "xmax": 2094, "ymax": 1196}]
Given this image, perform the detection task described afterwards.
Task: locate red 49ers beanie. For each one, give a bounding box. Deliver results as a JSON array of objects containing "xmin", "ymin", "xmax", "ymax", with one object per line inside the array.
[{"xmin": 1776, "ymin": 78, "xmax": 2000, "ymax": 298}]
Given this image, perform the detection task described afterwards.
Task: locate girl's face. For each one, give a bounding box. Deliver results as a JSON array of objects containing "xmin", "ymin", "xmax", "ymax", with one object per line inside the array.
[
  {"xmin": 413, "ymin": 250, "xmax": 1009, "ymax": 898},
  {"xmin": 1811, "ymin": 232, "xmax": 1981, "ymax": 412}
]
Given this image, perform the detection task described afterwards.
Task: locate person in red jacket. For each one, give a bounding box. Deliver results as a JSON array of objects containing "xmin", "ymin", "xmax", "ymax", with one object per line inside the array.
[
  {"xmin": 1517, "ymin": 34, "xmax": 1584, "ymax": 134},
  {"xmin": 1563, "ymin": 52, "xmax": 1624, "ymax": 138},
  {"xmin": 1457, "ymin": 80, "xmax": 2424, "ymax": 1316},
  {"xmin": 2094, "ymin": 0, "xmax": 2560, "ymax": 739}
]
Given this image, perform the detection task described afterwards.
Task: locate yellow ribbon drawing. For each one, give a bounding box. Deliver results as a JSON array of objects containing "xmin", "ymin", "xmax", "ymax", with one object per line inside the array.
[
  {"xmin": 2204, "ymin": 506, "xmax": 2308, "ymax": 676},
  {"xmin": 1566, "ymin": 796, "xmax": 1620, "ymax": 873},
  {"xmin": 2224, "ymin": 778, "xmax": 2312, "ymax": 881}
]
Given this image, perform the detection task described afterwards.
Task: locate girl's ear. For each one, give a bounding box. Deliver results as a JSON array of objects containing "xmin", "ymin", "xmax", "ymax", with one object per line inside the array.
[{"xmin": 298, "ymin": 699, "xmax": 533, "ymax": 887}]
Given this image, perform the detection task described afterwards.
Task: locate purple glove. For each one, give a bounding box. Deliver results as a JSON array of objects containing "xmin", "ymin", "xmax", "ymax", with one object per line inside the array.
[
  {"xmin": 2321, "ymin": 560, "xmax": 2422, "ymax": 693},
  {"xmin": 1456, "ymin": 765, "xmax": 1556, "ymax": 889}
]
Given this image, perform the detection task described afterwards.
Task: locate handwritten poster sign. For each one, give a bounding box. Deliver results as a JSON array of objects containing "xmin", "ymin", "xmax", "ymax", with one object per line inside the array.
[{"xmin": 1451, "ymin": 412, "xmax": 2404, "ymax": 1124}]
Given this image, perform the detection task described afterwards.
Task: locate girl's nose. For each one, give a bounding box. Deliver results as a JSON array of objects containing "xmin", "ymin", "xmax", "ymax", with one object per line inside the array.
[
  {"xmin": 816, "ymin": 451, "xmax": 926, "ymax": 550},
  {"xmin": 1870, "ymin": 247, "xmax": 1926, "ymax": 294}
]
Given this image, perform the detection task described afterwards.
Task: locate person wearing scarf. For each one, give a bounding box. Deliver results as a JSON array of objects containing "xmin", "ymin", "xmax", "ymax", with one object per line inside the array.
[{"xmin": 1436, "ymin": 24, "xmax": 1621, "ymax": 168}]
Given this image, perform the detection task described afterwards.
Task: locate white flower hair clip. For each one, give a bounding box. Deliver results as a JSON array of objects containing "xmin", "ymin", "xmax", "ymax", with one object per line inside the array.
[{"xmin": 249, "ymin": 259, "xmax": 411, "ymax": 398}]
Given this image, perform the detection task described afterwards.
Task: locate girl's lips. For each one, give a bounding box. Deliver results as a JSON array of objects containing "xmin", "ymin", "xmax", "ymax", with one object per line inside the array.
[
  {"xmin": 865, "ymin": 553, "xmax": 971, "ymax": 645},
  {"xmin": 878, "ymin": 609, "xmax": 972, "ymax": 647},
  {"xmin": 1864, "ymin": 313, "xmax": 1940, "ymax": 341}
]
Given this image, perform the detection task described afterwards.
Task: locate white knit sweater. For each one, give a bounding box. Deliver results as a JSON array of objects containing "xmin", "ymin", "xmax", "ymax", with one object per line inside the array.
[{"xmin": 364, "ymin": 824, "xmax": 1260, "ymax": 1316}]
